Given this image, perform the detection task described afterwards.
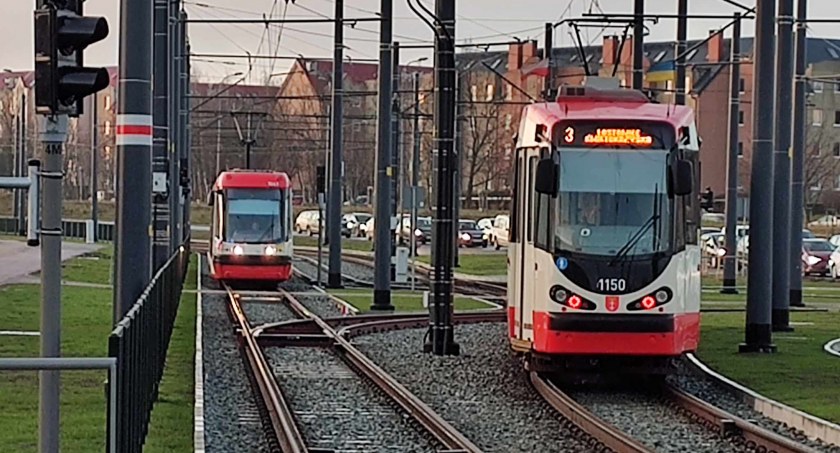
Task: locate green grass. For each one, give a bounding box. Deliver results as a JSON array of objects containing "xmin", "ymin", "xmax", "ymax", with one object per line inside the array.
[
  {"xmin": 294, "ymin": 235, "xmax": 374, "ymax": 252},
  {"xmin": 61, "ymin": 247, "xmax": 113, "ymax": 285},
  {"xmin": 0, "ymin": 285, "xmax": 113, "ymax": 453},
  {"xmin": 144, "ymin": 265, "xmax": 196, "ymax": 453},
  {"xmin": 697, "ymin": 311, "xmax": 840, "ymax": 423},
  {"xmin": 328, "ymin": 288, "xmax": 492, "ymax": 312},
  {"xmin": 0, "ymin": 253, "xmax": 198, "ymax": 452},
  {"xmin": 418, "ymin": 253, "xmax": 507, "ymax": 277}
]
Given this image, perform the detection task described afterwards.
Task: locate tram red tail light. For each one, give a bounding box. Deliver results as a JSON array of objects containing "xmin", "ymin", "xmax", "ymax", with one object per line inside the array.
[
  {"xmin": 568, "ymin": 295, "xmax": 582, "ymax": 309},
  {"xmin": 641, "ymin": 295, "xmax": 656, "ymax": 310},
  {"xmin": 626, "ymin": 287, "xmax": 673, "ymax": 311}
]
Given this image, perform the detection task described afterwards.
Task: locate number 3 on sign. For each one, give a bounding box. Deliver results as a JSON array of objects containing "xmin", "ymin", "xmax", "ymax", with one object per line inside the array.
[
  {"xmin": 596, "ymin": 278, "xmax": 626, "ymax": 292},
  {"xmin": 564, "ymin": 126, "xmax": 575, "ymax": 144}
]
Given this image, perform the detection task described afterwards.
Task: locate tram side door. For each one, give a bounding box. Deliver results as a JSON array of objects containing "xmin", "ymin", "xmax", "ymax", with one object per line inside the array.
[{"xmin": 516, "ymin": 150, "xmax": 539, "ymax": 341}]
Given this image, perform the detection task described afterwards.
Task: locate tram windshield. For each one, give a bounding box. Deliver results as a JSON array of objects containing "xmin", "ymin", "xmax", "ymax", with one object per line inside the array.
[
  {"xmin": 555, "ymin": 149, "xmax": 671, "ymax": 256},
  {"xmin": 225, "ymin": 188, "xmax": 287, "ymax": 243}
]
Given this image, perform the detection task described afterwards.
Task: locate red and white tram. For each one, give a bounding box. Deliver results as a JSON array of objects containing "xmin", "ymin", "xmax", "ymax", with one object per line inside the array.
[
  {"xmin": 208, "ymin": 170, "xmax": 293, "ymax": 283},
  {"xmin": 508, "ymin": 84, "xmax": 702, "ymax": 374}
]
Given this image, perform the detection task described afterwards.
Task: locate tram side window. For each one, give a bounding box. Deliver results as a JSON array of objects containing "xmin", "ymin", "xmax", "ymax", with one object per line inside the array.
[
  {"xmin": 510, "ymin": 154, "xmax": 522, "ymax": 243},
  {"xmin": 534, "ymin": 149, "xmax": 552, "ymax": 251},
  {"xmin": 527, "ymin": 156, "xmax": 536, "ymax": 243}
]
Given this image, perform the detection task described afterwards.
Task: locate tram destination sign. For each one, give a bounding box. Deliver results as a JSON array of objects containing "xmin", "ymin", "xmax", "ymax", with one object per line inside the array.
[{"xmin": 555, "ymin": 120, "xmax": 675, "ymax": 149}]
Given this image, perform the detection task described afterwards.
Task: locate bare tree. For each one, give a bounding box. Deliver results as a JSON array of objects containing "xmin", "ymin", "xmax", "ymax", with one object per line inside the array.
[{"xmin": 803, "ymin": 124, "xmax": 840, "ymax": 211}]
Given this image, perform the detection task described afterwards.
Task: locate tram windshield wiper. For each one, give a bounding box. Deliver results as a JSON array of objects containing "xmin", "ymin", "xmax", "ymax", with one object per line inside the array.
[{"xmin": 607, "ymin": 213, "xmax": 659, "ymax": 267}]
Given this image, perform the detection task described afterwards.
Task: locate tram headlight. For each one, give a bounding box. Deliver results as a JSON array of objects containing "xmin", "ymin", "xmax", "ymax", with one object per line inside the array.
[
  {"xmin": 264, "ymin": 245, "xmax": 277, "ymax": 256},
  {"xmin": 233, "ymin": 245, "xmax": 244, "ymax": 256},
  {"xmin": 655, "ymin": 289, "xmax": 669, "ymax": 303}
]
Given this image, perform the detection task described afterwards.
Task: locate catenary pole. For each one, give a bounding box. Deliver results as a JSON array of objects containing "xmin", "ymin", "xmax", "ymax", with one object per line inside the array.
[
  {"xmin": 742, "ymin": 0, "xmax": 777, "ymax": 353},
  {"xmin": 372, "ymin": 0, "xmax": 395, "ymax": 310},
  {"xmin": 545, "ymin": 23, "xmax": 554, "ymax": 99},
  {"xmin": 392, "ymin": 41, "xmax": 401, "ymax": 248},
  {"xmin": 790, "ymin": 0, "xmax": 807, "ymax": 307},
  {"xmin": 722, "ymin": 13, "xmax": 742, "ymax": 294},
  {"xmin": 772, "ymin": 0, "xmax": 795, "ymax": 330},
  {"xmin": 38, "ymin": 114, "xmax": 67, "ymax": 453},
  {"xmin": 412, "ymin": 72, "xmax": 421, "ymax": 291},
  {"xmin": 114, "ymin": 0, "xmax": 153, "ymax": 321},
  {"xmin": 675, "ymin": 0, "xmax": 688, "ymax": 105},
  {"xmin": 169, "ymin": 0, "xmax": 179, "ymax": 253},
  {"xmin": 426, "ymin": 0, "xmax": 459, "ymax": 355},
  {"xmin": 182, "ymin": 38, "xmax": 192, "ymax": 241},
  {"xmin": 17, "ymin": 94, "xmax": 28, "ymax": 236},
  {"xmin": 327, "ymin": 0, "xmax": 344, "ymax": 288},
  {"xmin": 177, "ymin": 9, "xmax": 188, "ymax": 246},
  {"xmin": 90, "ymin": 95, "xmax": 98, "ymax": 241},
  {"xmin": 152, "ymin": 0, "xmax": 170, "ymax": 268},
  {"xmin": 632, "ymin": 0, "xmax": 644, "ymax": 89}
]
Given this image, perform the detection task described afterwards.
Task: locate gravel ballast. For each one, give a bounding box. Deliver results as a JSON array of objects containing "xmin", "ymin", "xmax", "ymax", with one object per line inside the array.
[
  {"xmin": 354, "ymin": 322, "xmax": 596, "ymax": 453},
  {"xmin": 201, "ymin": 293, "xmax": 272, "ymax": 453},
  {"xmin": 569, "ymin": 389, "xmax": 746, "ymax": 452},
  {"xmin": 671, "ymin": 371, "xmax": 840, "ymax": 452},
  {"xmin": 264, "ymin": 346, "xmax": 439, "ymax": 452}
]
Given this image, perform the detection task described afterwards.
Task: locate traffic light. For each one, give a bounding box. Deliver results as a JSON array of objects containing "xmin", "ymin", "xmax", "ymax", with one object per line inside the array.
[
  {"xmin": 701, "ymin": 188, "xmax": 714, "ymax": 210},
  {"xmin": 34, "ymin": 1, "xmax": 110, "ymax": 116},
  {"xmin": 316, "ymin": 165, "xmax": 326, "ymax": 194}
]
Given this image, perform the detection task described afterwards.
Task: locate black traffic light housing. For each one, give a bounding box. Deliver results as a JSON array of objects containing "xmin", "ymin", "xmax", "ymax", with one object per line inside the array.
[
  {"xmin": 701, "ymin": 188, "xmax": 714, "ymax": 210},
  {"xmin": 316, "ymin": 165, "xmax": 326, "ymax": 194},
  {"xmin": 34, "ymin": 1, "xmax": 110, "ymax": 116}
]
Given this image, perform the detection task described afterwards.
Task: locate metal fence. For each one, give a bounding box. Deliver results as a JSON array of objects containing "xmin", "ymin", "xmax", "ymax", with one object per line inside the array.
[{"xmin": 107, "ymin": 245, "xmax": 189, "ymax": 453}]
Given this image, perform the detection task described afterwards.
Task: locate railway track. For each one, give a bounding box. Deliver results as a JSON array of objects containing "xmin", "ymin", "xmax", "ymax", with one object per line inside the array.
[
  {"xmin": 531, "ymin": 371, "xmax": 821, "ymax": 453},
  {"xmin": 224, "ymin": 282, "xmax": 494, "ymax": 453}
]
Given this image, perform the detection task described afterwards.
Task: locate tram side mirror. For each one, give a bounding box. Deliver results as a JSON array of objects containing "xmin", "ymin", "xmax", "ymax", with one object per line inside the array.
[
  {"xmin": 535, "ymin": 158, "xmax": 558, "ymax": 195},
  {"xmin": 673, "ymin": 160, "xmax": 694, "ymax": 196}
]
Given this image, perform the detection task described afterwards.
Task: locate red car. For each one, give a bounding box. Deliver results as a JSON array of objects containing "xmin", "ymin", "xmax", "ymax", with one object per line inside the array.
[{"xmin": 802, "ymin": 238, "xmax": 834, "ymax": 276}]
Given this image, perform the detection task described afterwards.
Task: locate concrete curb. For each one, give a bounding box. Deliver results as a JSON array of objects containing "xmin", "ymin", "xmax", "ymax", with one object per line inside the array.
[
  {"xmin": 686, "ymin": 353, "xmax": 840, "ymax": 447},
  {"xmin": 194, "ymin": 254, "xmax": 205, "ymax": 453},
  {"xmin": 824, "ymin": 338, "xmax": 840, "ymax": 358}
]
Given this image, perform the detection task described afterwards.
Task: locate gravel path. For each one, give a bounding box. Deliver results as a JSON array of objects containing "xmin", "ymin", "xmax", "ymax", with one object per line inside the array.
[
  {"xmin": 569, "ymin": 388, "xmax": 745, "ymax": 452},
  {"xmin": 354, "ymin": 323, "xmax": 596, "ymax": 453},
  {"xmin": 201, "ymin": 294, "xmax": 272, "ymax": 453},
  {"xmin": 242, "ymin": 301, "xmax": 297, "ymax": 326},
  {"xmin": 670, "ymin": 371, "xmax": 840, "ymax": 452},
  {"xmin": 264, "ymin": 347, "xmax": 439, "ymax": 452}
]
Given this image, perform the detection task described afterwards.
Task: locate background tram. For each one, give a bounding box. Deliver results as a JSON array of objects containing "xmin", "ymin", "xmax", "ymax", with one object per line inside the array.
[
  {"xmin": 507, "ymin": 83, "xmax": 702, "ymax": 374},
  {"xmin": 208, "ymin": 170, "xmax": 294, "ymax": 284}
]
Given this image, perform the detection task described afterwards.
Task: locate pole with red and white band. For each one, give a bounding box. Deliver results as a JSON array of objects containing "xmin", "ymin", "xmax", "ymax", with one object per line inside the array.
[{"xmin": 114, "ymin": 0, "xmax": 153, "ymax": 323}]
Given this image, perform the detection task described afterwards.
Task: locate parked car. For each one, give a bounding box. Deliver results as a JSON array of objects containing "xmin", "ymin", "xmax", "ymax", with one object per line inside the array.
[
  {"xmin": 458, "ymin": 220, "xmax": 487, "ymax": 248},
  {"xmin": 701, "ymin": 212, "xmax": 726, "ymax": 225},
  {"xmin": 801, "ymin": 228, "xmax": 815, "ymax": 239},
  {"xmin": 343, "ymin": 212, "xmax": 372, "ymax": 237},
  {"xmin": 398, "ymin": 216, "xmax": 432, "ymax": 245},
  {"xmin": 802, "ymin": 238, "xmax": 834, "ymax": 276},
  {"xmin": 295, "ymin": 210, "xmax": 321, "ymax": 235},
  {"xmin": 808, "ymin": 215, "xmax": 840, "ymax": 227},
  {"xmin": 702, "ymin": 233, "xmax": 726, "ymax": 267},
  {"xmin": 700, "ymin": 227, "xmax": 720, "ymax": 239},
  {"xmin": 829, "ymin": 245, "xmax": 840, "ymax": 278},
  {"xmin": 829, "ymin": 234, "xmax": 840, "ymax": 248},
  {"xmin": 477, "ymin": 217, "xmax": 494, "ymax": 242},
  {"xmin": 490, "ymin": 214, "xmax": 510, "ymax": 249},
  {"xmin": 721, "ymin": 225, "xmax": 749, "ymax": 240},
  {"xmin": 365, "ymin": 217, "xmax": 375, "ymax": 241}
]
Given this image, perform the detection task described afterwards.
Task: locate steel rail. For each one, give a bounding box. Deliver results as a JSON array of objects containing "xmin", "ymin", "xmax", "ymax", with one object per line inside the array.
[
  {"xmin": 529, "ymin": 373, "xmax": 654, "ymax": 453},
  {"xmin": 664, "ymin": 385, "xmax": 819, "ymax": 453},
  {"xmin": 223, "ymin": 285, "xmax": 308, "ymax": 453},
  {"xmin": 277, "ymin": 288, "xmax": 484, "ymax": 453}
]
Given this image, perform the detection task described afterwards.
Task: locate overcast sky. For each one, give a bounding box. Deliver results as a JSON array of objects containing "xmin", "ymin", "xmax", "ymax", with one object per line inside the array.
[{"xmin": 5, "ymin": 1, "xmax": 840, "ymax": 83}]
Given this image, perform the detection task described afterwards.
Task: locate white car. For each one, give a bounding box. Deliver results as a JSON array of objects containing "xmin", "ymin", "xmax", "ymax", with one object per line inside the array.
[
  {"xmin": 830, "ymin": 234, "xmax": 840, "ymax": 248},
  {"xmin": 829, "ymin": 245, "xmax": 840, "ymax": 278},
  {"xmin": 477, "ymin": 217, "xmax": 494, "ymax": 242},
  {"xmin": 490, "ymin": 214, "xmax": 510, "ymax": 249},
  {"xmin": 295, "ymin": 210, "xmax": 321, "ymax": 235}
]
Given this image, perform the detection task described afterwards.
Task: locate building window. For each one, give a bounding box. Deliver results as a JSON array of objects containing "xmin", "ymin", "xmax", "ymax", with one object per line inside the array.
[
  {"xmin": 486, "ymin": 84, "xmax": 494, "ymax": 101},
  {"xmin": 738, "ymin": 110, "xmax": 745, "ymax": 126},
  {"xmin": 104, "ymin": 145, "xmax": 111, "ymax": 158},
  {"xmin": 836, "ymin": 175, "xmax": 840, "ymax": 190},
  {"xmin": 104, "ymin": 95, "xmax": 111, "ymax": 111},
  {"xmin": 470, "ymin": 85, "xmax": 477, "ymax": 101},
  {"xmin": 504, "ymin": 114, "xmax": 512, "ymax": 130},
  {"xmin": 836, "ymin": 111, "xmax": 840, "ymax": 126},
  {"xmin": 813, "ymin": 108, "xmax": 824, "ymax": 126},
  {"xmin": 104, "ymin": 120, "xmax": 111, "ymax": 136},
  {"xmin": 813, "ymin": 80, "xmax": 824, "ymax": 93},
  {"xmin": 739, "ymin": 78, "xmax": 746, "ymax": 93},
  {"xmin": 506, "ymin": 85, "xmax": 513, "ymax": 101},
  {"xmin": 737, "ymin": 142, "xmax": 744, "ymax": 157},
  {"xmin": 811, "ymin": 181, "xmax": 823, "ymax": 191},
  {"xmin": 835, "ymin": 80, "xmax": 840, "ymax": 92},
  {"xmin": 834, "ymin": 143, "xmax": 840, "ymax": 157}
]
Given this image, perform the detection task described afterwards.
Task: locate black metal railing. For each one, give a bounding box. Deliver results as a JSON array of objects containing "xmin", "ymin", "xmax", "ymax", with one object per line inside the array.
[{"xmin": 107, "ymin": 246, "xmax": 189, "ymax": 453}]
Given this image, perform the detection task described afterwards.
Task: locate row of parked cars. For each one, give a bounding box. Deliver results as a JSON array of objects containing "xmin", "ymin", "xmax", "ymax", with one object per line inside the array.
[
  {"xmin": 293, "ymin": 210, "xmax": 514, "ymax": 249},
  {"xmin": 701, "ymin": 225, "xmax": 840, "ymax": 277}
]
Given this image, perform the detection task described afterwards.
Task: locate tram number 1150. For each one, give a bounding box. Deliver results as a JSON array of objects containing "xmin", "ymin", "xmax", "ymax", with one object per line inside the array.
[{"xmin": 596, "ymin": 278, "xmax": 626, "ymax": 292}]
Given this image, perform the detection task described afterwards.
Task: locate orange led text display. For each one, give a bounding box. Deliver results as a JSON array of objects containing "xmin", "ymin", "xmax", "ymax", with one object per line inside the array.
[{"xmin": 582, "ymin": 128, "xmax": 653, "ymax": 147}]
